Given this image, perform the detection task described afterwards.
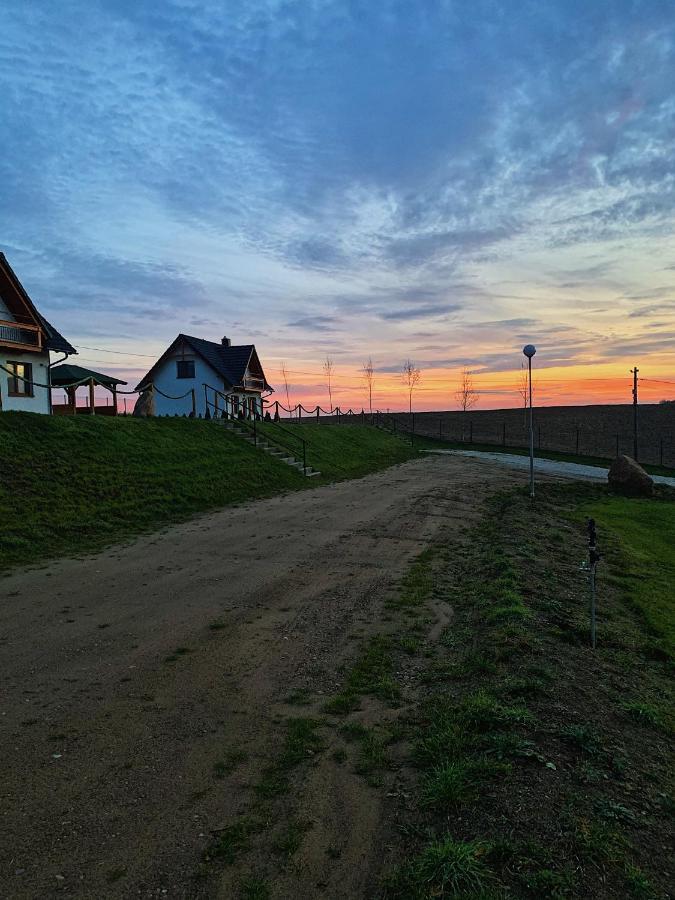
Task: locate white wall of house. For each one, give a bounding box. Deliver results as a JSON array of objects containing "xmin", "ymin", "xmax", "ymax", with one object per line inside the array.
[
  {"xmin": 149, "ymin": 345, "xmax": 216, "ymax": 416},
  {"xmin": 0, "ymin": 347, "xmax": 51, "ymax": 413}
]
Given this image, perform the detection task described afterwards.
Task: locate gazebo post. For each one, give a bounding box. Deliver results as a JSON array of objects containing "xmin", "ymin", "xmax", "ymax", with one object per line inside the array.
[
  {"xmin": 88, "ymin": 378, "xmax": 95, "ymax": 415},
  {"xmin": 112, "ymin": 384, "xmax": 118, "ymax": 416}
]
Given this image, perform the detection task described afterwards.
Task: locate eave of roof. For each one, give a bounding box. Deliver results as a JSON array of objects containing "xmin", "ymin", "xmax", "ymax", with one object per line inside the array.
[
  {"xmin": 50, "ymin": 363, "xmax": 127, "ymax": 387},
  {"xmin": 0, "ymin": 252, "xmax": 77, "ymax": 355}
]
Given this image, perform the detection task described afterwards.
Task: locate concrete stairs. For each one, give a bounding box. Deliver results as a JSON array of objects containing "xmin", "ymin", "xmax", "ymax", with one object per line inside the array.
[{"xmin": 220, "ymin": 421, "xmax": 321, "ymax": 477}]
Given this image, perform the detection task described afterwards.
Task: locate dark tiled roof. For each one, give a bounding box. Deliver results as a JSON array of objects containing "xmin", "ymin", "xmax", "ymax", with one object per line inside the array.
[
  {"xmin": 135, "ymin": 334, "xmax": 273, "ymax": 392},
  {"xmin": 50, "ymin": 363, "xmax": 127, "ymax": 387},
  {"xmin": 182, "ymin": 335, "xmax": 254, "ymax": 386},
  {"xmin": 34, "ymin": 311, "xmax": 77, "ymax": 355}
]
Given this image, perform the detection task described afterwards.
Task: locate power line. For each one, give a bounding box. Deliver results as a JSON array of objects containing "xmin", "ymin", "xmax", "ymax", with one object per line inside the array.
[{"xmin": 75, "ymin": 345, "xmax": 157, "ymax": 358}]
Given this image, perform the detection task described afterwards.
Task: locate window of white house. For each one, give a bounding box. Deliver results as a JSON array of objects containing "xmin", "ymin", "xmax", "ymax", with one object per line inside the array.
[
  {"xmin": 176, "ymin": 360, "xmax": 195, "ymax": 379},
  {"xmin": 7, "ymin": 361, "xmax": 33, "ymax": 396}
]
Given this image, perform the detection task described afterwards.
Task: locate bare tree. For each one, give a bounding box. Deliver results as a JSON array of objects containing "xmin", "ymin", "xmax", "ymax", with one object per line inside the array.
[
  {"xmin": 323, "ymin": 356, "xmax": 335, "ymax": 411},
  {"xmin": 455, "ymin": 366, "xmax": 479, "ymax": 413},
  {"xmin": 361, "ymin": 357, "xmax": 375, "ymax": 413},
  {"xmin": 280, "ymin": 361, "xmax": 291, "ymax": 412},
  {"xmin": 402, "ymin": 359, "xmax": 421, "ymax": 414}
]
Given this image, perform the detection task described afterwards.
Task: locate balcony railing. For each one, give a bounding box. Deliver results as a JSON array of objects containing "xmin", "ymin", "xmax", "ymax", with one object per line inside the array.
[{"xmin": 0, "ymin": 319, "xmax": 42, "ymax": 350}]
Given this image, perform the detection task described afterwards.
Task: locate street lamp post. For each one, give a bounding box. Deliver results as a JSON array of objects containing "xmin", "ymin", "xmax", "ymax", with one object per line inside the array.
[{"xmin": 523, "ymin": 344, "xmax": 537, "ymax": 498}]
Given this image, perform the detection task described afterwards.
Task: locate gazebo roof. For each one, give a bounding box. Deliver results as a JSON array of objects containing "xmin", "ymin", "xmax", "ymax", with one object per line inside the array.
[{"xmin": 50, "ymin": 364, "xmax": 127, "ymax": 388}]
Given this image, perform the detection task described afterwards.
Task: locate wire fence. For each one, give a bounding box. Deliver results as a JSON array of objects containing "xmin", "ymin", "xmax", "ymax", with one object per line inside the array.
[{"xmin": 260, "ymin": 400, "xmax": 675, "ymax": 469}]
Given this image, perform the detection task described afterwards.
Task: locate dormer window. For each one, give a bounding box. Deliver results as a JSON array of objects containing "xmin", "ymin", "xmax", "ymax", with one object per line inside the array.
[{"xmin": 176, "ymin": 360, "xmax": 195, "ymax": 379}]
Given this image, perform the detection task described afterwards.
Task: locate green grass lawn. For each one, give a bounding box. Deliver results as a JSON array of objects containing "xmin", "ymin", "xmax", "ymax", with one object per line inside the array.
[
  {"xmin": 584, "ymin": 494, "xmax": 675, "ymax": 657},
  {"xmin": 0, "ymin": 414, "xmax": 417, "ymax": 571},
  {"xmin": 258, "ymin": 421, "xmax": 417, "ymax": 480}
]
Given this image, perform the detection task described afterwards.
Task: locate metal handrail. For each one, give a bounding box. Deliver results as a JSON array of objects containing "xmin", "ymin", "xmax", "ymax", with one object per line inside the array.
[{"xmin": 204, "ymin": 384, "xmax": 308, "ymax": 475}]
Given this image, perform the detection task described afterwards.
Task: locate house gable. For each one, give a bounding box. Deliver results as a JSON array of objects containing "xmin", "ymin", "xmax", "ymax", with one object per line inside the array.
[{"xmin": 0, "ymin": 253, "xmax": 76, "ymax": 355}]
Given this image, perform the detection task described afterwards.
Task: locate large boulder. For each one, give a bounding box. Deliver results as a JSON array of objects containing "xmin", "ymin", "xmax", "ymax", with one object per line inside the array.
[
  {"xmin": 607, "ymin": 455, "xmax": 654, "ymax": 497},
  {"xmin": 133, "ymin": 388, "xmax": 155, "ymax": 418}
]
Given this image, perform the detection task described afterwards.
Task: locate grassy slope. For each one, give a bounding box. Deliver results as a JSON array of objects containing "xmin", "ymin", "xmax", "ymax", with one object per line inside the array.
[
  {"xmin": 259, "ymin": 421, "xmax": 417, "ymax": 480},
  {"xmin": 584, "ymin": 495, "xmax": 675, "ymax": 658},
  {"xmin": 0, "ymin": 414, "xmax": 416, "ymax": 571}
]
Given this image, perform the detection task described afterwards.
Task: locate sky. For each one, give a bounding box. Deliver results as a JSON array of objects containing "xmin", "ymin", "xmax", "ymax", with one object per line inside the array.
[{"xmin": 1, "ymin": 0, "xmax": 675, "ymax": 411}]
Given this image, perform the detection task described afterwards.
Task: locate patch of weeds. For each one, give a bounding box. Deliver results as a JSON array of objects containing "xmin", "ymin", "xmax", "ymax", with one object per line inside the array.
[
  {"xmin": 326, "ymin": 844, "xmax": 342, "ymax": 859},
  {"xmin": 164, "ymin": 646, "xmax": 192, "ymax": 663},
  {"xmin": 399, "ymin": 636, "xmax": 421, "ymax": 655},
  {"xmin": 389, "ymin": 547, "xmax": 436, "ymax": 610},
  {"xmin": 213, "ymin": 749, "xmax": 247, "ymax": 778},
  {"xmin": 622, "ymin": 700, "xmax": 669, "ymax": 733},
  {"xmin": 339, "ymin": 721, "xmax": 368, "ymax": 742},
  {"xmin": 203, "ymin": 817, "xmax": 263, "ymax": 865},
  {"xmin": 420, "ymin": 759, "xmax": 477, "ymax": 806},
  {"xmin": 255, "ymin": 718, "xmax": 323, "ymax": 799},
  {"xmin": 355, "ymin": 729, "xmax": 390, "ymax": 786},
  {"xmin": 520, "ymin": 866, "xmax": 575, "ymax": 897},
  {"xmin": 271, "ymin": 819, "xmax": 313, "ymax": 858},
  {"xmin": 624, "ymin": 862, "xmax": 657, "ymax": 898},
  {"xmin": 595, "ymin": 799, "xmax": 638, "ymax": 825},
  {"xmin": 484, "ymin": 732, "xmax": 538, "ymax": 762},
  {"xmin": 574, "ymin": 817, "xmax": 627, "ymax": 865},
  {"xmin": 239, "ymin": 876, "xmax": 270, "ymax": 899},
  {"xmin": 284, "ymin": 688, "xmax": 312, "ymax": 706},
  {"xmin": 499, "ymin": 676, "xmax": 547, "ymax": 699},
  {"xmin": 332, "ymin": 747, "xmax": 347, "ymax": 763},
  {"xmin": 389, "ymin": 835, "xmax": 495, "ymax": 898},
  {"xmin": 106, "ymin": 868, "xmax": 127, "ymax": 883},
  {"xmin": 209, "ymin": 620, "xmax": 227, "ymax": 631},
  {"xmin": 453, "ymin": 650, "xmax": 497, "ymax": 678},
  {"xmin": 559, "ymin": 723, "xmax": 604, "ymax": 755},
  {"xmin": 324, "ymin": 636, "xmax": 400, "ymax": 715}
]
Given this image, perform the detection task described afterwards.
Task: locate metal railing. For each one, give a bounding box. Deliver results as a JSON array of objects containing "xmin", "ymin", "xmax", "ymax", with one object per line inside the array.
[
  {"xmin": 204, "ymin": 384, "xmax": 309, "ymax": 475},
  {"xmin": 0, "ymin": 319, "xmax": 41, "ymax": 349}
]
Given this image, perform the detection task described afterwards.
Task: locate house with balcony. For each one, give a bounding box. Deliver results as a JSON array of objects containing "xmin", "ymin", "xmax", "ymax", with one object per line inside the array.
[
  {"xmin": 135, "ymin": 334, "xmax": 273, "ymax": 417},
  {"xmin": 0, "ymin": 253, "xmax": 76, "ymax": 414}
]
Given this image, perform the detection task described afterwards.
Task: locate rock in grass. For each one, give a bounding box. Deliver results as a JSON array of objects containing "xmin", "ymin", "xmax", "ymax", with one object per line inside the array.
[{"xmin": 607, "ymin": 455, "xmax": 654, "ymax": 497}]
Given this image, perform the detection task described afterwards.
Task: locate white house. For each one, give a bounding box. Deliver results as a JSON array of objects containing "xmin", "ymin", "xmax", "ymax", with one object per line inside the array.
[
  {"xmin": 0, "ymin": 253, "xmax": 77, "ymax": 414},
  {"xmin": 135, "ymin": 333, "xmax": 273, "ymax": 417}
]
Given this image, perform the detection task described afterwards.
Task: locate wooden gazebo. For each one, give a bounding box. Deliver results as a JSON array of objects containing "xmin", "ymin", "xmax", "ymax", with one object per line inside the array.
[{"xmin": 50, "ymin": 364, "xmax": 127, "ymax": 416}]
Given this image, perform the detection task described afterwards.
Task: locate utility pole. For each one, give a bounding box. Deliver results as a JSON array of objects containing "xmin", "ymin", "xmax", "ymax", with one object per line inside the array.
[{"xmin": 631, "ymin": 367, "xmax": 639, "ymax": 460}]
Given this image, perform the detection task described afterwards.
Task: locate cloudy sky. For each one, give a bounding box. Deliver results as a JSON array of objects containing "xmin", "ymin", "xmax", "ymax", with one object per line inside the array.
[{"xmin": 2, "ymin": 0, "xmax": 674, "ymax": 409}]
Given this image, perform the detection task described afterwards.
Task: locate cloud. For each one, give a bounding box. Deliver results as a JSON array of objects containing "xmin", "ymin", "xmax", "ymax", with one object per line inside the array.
[{"xmin": 1, "ymin": 0, "xmax": 674, "ymax": 396}]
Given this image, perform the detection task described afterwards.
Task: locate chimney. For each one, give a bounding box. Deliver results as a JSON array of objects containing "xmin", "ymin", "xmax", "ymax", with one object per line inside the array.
[{"xmin": 221, "ymin": 336, "xmax": 231, "ymax": 347}]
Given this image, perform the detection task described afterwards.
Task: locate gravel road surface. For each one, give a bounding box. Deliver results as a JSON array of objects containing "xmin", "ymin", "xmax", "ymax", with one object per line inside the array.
[
  {"xmin": 422, "ymin": 448, "xmax": 675, "ymax": 487},
  {"xmin": 1, "ymin": 454, "xmax": 523, "ymax": 899}
]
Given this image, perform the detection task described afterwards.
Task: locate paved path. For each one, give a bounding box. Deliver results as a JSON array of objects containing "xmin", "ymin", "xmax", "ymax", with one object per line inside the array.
[{"xmin": 421, "ymin": 449, "xmax": 675, "ymax": 488}]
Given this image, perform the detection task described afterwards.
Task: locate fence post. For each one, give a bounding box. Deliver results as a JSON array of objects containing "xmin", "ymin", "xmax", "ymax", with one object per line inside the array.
[
  {"xmin": 538, "ymin": 426, "xmax": 541, "ymax": 449},
  {"xmin": 469, "ymin": 421, "xmax": 473, "ymax": 444},
  {"xmin": 191, "ymin": 389, "xmax": 196, "ymax": 417},
  {"xmin": 316, "ymin": 406, "xmax": 320, "ymax": 423},
  {"xmin": 298, "ymin": 404, "xmax": 302, "ymax": 422},
  {"xmin": 615, "ymin": 434, "xmax": 619, "ymax": 457}
]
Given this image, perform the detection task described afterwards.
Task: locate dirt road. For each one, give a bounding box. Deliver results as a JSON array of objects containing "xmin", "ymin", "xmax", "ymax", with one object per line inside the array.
[{"xmin": 1, "ymin": 454, "xmax": 522, "ymax": 899}]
